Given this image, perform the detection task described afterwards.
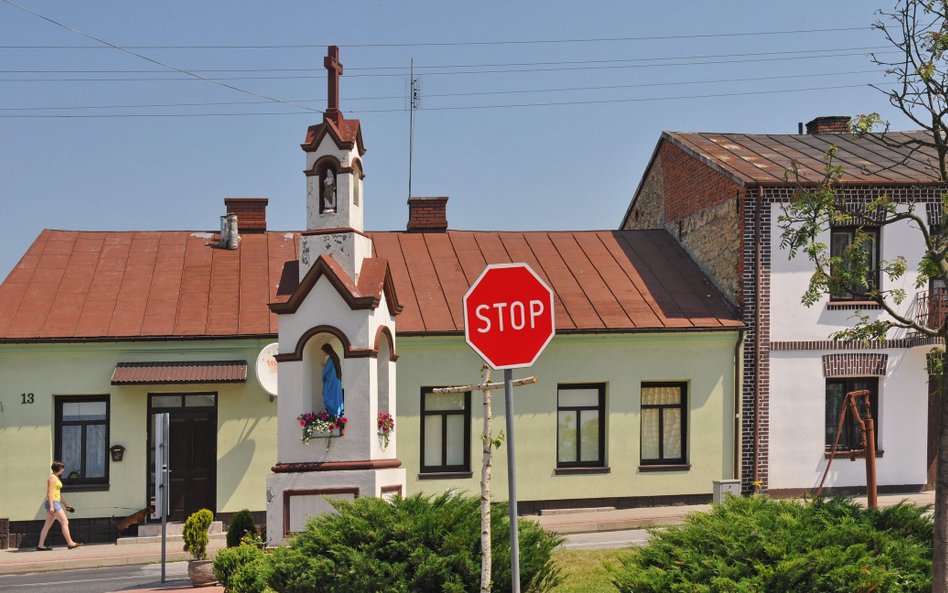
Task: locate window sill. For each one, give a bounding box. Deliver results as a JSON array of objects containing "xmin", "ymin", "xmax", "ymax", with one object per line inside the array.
[
  {"xmin": 62, "ymin": 483, "xmax": 110, "ymax": 492},
  {"xmin": 638, "ymin": 464, "xmax": 691, "ymax": 472},
  {"xmin": 554, "ymin": 466, "xmax": 611, "ymax": 475},
  {"xmin": 825, "ymin": 449, "xmax": 884, "ymax": 459},
  {"xmin": 826, "ymin": 301, "xmax": 882, "ymax": 310},
  {"xmin": 417, "ymin": 471, "xmax": 473, "ymax": 480}
]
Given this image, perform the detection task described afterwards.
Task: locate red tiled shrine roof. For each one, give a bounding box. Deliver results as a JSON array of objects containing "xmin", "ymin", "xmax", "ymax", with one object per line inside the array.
[
  {"xmin": 0, "ymin": 228, "xmax": 741, "ymax": 341},
  {"xmin": 111, "ymin": 360, "xmax": 247, "ymax": 384}
]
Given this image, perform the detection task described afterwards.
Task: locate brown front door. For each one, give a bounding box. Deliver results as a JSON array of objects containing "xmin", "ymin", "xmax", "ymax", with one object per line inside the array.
[{"xmin": 149, "ymin": 393, "xmax": 217, "ymax": 520}]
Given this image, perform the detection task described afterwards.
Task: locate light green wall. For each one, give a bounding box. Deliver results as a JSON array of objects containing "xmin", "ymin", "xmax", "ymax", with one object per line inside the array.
[
  {"xmin": 0, "ymin": 339, "xmax": 277, "ymax": 522},
  {"xmin": 396, "ymin": 331, "xmax": 740, "ymax": 503}
]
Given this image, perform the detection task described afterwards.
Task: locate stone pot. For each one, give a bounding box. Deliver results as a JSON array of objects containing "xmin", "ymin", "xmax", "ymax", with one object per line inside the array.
[{"xmin": 187, "ymin": 559, "xmax": 217, "ymax": 587}]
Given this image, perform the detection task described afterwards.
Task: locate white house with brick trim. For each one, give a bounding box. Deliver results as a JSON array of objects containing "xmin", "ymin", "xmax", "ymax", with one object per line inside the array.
[{"xmin": 623, "ymin": 116, "xmax": 940, "ymax": 495}]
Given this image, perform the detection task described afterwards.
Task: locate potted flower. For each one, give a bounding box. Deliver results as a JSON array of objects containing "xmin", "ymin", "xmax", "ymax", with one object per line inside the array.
[
  {"xmin": 377, "ymin": 412, "xmax": 395, "ymax": 449},
  {"xmin": 298, "ymin": 411, "xmax": 347, "ymax": 449},
  {"xmin": 183, "ymin": 508, "xmax": 216, "ymax": 586}
]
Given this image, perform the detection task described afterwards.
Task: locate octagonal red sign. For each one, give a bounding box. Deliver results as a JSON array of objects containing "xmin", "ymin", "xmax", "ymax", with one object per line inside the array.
[{"xmin": 463, "ymin": 263, "xmax": 556, "ymax": 369}]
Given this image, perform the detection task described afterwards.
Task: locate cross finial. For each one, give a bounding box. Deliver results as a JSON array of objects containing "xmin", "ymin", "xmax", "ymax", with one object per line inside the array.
[{"xmin": 324, "ymin": 45, "xmax": 343, "ymax": 118}]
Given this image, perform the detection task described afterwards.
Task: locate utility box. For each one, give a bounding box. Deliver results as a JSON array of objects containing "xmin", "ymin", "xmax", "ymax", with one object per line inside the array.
[{"xmin": 712, "ymin": 479, "xmax": 741, "ymax": 504}]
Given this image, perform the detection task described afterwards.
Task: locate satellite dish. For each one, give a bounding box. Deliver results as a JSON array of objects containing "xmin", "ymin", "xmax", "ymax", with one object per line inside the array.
[{"xmin": 256, "ymin": 343, "xmax": 280, "ymax": 397}]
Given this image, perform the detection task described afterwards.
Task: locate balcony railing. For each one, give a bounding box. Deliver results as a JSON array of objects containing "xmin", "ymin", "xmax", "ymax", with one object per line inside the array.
[{"xmin": 915, "ymin": 287, "xmax": 948, "ymax": 331}]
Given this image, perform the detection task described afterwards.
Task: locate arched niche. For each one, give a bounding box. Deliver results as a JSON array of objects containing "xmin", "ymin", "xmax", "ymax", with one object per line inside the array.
[
  {"xmin": 312, "ymin": 155, "xmax": 341, "ymax": 215},
  {"xmin": 302, "ymin": 331, "xmax": 344, "ymax": 414}
]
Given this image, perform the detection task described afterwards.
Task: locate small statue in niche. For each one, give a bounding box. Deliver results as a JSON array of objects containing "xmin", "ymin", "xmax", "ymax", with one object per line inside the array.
[
  {"xmin": 321, "ymin": 344, "xmax": 344, "ymax": 418},
  {"xmin": 321, "ymin": 171, "xmax": 336, "ymax": 213}
]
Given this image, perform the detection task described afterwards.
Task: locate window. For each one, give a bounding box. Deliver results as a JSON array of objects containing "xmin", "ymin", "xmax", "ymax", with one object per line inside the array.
[
  {"xmin": 640, "ymin": 383, "xmax": 687, "ymax": 465},
  {"xmin": 825, "ymin": 378, "xmax": 879, "ymax": 452},
  {"xmin": 557, "ymin": 384, "xmax": 605, "ymax": 467},
  {"xmin": 830, "ymin": 227, "xmax": 879, "ymax": 300},
  {"xmin": 55, "ymin": 396, "xmax": 110, "ymax": 486},
  {"xmin": 420, "ymin": 388, "xmax": 471, "ymax": 473}
]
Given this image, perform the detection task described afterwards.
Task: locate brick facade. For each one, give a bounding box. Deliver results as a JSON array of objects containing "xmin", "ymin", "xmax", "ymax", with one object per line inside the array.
[
  {"xmin": 625, "ymin": 140, "xmax": 744, "ymax": 304},
  {"xmin": 822, "ymin": 353, "xmax": 888, "ymax": 377}
]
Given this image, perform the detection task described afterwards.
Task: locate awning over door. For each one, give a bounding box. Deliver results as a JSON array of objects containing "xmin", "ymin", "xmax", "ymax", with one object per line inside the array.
[{"xmin": 111, "ymin": 361, "xmax": 247, "ymax": 385}]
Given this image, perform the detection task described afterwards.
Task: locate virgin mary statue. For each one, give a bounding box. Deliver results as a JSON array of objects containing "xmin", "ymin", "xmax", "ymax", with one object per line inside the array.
[{"xmin": 321, "ymin": 344, "xmax": 344, "ymax": 418}]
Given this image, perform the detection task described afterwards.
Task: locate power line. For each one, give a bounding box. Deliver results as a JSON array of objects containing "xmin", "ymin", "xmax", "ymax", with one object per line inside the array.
[
  {"xmin": 0, "ymin": 70, "xmax": 883, "ymax": 112},
  {"xmin": 0, "ymin": 26, "xmax": 871, "ymax": 50},
  {"xmin": 0, "ymin": 0, "xmax": 317, "ymax": 113},
  {"xmin": 0, "ymin": 82, "xmax": 888, "ymax": 118},
  {"xmin": 0, "ymin": 45, "xmax": 891, "ymax": 74},
  {"xmin": 0, "ymin": 50, "xmax": 897, "ymax": 83}
]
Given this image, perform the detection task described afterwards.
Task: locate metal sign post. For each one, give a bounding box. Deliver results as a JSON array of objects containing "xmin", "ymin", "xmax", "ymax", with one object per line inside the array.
[
  {"xmin": 502, "ymin": 369, "xmax": 521, "ymax": 593},
  {"xmin": 154, "ymin": 413, "xmax": 170, "ymax": 583}
]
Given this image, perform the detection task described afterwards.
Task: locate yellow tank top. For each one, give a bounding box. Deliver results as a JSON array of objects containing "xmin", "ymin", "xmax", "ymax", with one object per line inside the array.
[{"xmin": 51, "ymin": 474, "xmax": 62, "ymax": 502}]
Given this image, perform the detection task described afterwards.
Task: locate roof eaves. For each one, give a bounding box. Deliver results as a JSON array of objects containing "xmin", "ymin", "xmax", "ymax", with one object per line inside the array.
[{"xmin": 664, "ymin": 132, "xmax": 752, "ymax": 188}]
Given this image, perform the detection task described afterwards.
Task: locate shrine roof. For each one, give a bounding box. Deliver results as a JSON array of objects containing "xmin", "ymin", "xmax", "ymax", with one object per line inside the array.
[
  {"xmin": 660, "ymin": 130, "xmax": 941, "ymax": 186},
  {"xmin": 0, "ymin": 228, "xmax": 741, "ymax": 341}
]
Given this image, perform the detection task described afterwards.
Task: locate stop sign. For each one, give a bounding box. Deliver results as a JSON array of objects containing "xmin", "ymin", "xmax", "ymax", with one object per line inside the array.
[{"xmin": 463, "ymin": 263, "xmax": 556, "ymax": 369}]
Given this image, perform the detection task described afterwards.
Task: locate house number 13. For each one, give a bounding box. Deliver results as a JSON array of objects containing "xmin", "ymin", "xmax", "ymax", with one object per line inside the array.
[{"xmin": 21, "ymin": 393, "xmax": 34, "ymax": 404}]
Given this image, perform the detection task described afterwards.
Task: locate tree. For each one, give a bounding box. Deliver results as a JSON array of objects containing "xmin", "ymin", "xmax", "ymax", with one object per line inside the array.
[{"xmin": 779, "ymin": 3, "xmax": 948, "ymax": 590}]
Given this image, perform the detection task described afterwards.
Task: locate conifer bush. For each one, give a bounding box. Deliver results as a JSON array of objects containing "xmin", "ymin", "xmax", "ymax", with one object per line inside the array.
[
  {"xmin": 215, "ymin": 543, "xmax": 266, "ymax": 590},
  {"xmin": 266, "ymin": 493, "xmax": 562, "ymax": 593},
  {"xmin": 227, "ymin": 509, "xmax": 258, "ymax": 548},
  {"xmin": 610, "ymin": 495, "xmax": 933, "ymax": 593}
]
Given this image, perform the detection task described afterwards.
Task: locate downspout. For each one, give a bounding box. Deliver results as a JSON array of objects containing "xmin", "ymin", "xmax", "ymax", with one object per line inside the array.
[
  {"xmin": 733, "ymin": 328, "xmax": 745, "ymax": 480},
  {"xmin": 752, "ymin": 185, "xmax": 763, "ymax": 487}
]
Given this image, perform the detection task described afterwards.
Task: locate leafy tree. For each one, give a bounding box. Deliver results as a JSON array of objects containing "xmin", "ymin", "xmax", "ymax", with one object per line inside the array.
[{"xmin": 778, "ymin": 2, "xmax": 948, "ymax": 590}]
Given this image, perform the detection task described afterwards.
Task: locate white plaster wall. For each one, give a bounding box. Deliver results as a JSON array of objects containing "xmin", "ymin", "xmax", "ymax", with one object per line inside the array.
[
  {"xmin": 304, "ymin": 139, "xmax": 363, "ymax": 233},
  {"xmin": 768, "ymin": 349, "xmax": 929, "ymax": 489},
  {"xmin": 769, "ymin": 208, "xmax": 928, "ymax": 342},
  {"xmin": 299, "ymin": 233, "xmax": 372, "ymax": 283}
]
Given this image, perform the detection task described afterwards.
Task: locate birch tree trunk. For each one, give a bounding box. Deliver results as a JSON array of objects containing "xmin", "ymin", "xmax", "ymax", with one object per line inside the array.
[{"xmin": 480, "ymin": 364, "xmax": 493, "ymax": 593}]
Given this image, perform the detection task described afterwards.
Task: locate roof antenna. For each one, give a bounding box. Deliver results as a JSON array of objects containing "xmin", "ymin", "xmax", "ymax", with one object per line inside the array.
[{"xmin": 408, "ymin": 59, "xmax": 421, "ymax": 199}]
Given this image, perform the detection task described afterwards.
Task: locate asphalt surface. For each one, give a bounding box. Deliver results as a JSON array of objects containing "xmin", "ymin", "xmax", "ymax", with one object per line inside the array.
[{"xmin": 0, "ymin": 561, "xmax": 190, "ymax": 593}]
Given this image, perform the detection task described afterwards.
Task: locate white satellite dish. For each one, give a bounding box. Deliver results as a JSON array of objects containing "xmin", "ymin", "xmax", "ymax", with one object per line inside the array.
[{"xmin": 256, "ymin": 343, "xmax": 280, "ymax": 398}]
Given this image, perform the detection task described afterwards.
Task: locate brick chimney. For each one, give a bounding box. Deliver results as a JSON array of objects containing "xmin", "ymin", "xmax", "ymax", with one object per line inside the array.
[
  {"xmin": 407, "ymin": 196, "xmax": 448, "ymax": 232},
  {"xmin": 224, "ymin": 198, "xmax": 268, "ymax": 233},
  {"xmin": 805, "ymin": 116, "xmax": 850, "ymax": 135}
]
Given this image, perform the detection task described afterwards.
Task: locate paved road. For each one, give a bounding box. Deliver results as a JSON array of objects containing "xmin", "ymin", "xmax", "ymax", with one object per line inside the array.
[
  {"xmin": 562, "ymin": 528, "xmax": 651, "ymax": 549},
  {"xmin": 0, "ymin": 560, "xmax": 190, "ymax": 593}
]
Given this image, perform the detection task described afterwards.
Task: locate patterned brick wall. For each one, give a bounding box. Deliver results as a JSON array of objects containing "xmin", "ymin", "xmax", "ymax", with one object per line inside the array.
[{"xmin": 822, "ymin": 353, "xmax": 888, "ymax": 377}]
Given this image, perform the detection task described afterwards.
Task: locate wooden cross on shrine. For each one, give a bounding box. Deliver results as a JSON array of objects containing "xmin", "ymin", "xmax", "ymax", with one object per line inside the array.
[
  {"xmin": 324, "ymin": 45, "xmax": 343, "ymax": 117},
  {"xmin": 434, "ymin": 365, "xmax": 537, "ymax": 593}
]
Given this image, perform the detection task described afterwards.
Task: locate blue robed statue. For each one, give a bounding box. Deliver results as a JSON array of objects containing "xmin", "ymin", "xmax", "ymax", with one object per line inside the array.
[{"xmin": 321, "ymin": 344, "xmax": 344, "ymax": 418}]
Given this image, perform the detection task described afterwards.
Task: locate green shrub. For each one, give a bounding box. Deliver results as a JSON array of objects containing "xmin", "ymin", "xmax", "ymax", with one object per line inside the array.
[
  {"xmin": 610, "ymin": 495, "xmax": 933, "ymax": 593},
  {"xmin": 215, "ymin": 543, "xmax": 265, "ymax": 589},
  {"xmin": 182, "ymin": 508, "xmax": 214, "ymax": 561},
  {"xmin": 266, "ymin": 493, "xmax": 562, "ymax": 593},
  {"xmin": 230, "ymin": 554, "xmax": 275, "ymax": 593},
  {"xmin": 228, "ymin": 509, "xmax": 258, "ymax": 548}
]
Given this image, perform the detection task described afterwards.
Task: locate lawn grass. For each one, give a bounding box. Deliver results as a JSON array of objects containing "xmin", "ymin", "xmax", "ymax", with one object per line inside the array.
[{"xmin": 551, "ymin": 548, "xmax": 625, "ymax": 593}]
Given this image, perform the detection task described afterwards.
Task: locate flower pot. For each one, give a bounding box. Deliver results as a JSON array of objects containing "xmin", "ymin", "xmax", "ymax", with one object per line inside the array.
[{"xmin": 187, "ymin": 559, "xmax": 217, "ymax": 587}]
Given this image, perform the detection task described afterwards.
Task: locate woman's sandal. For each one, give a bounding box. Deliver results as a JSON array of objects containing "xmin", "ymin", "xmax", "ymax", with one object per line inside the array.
[
  {"xmin": 35, "ymin": 546, "xmax": 53, "ymax": 551},
  {"xmin": 67, "ymin": 543, "xmax": 83, "ymax": 549}
]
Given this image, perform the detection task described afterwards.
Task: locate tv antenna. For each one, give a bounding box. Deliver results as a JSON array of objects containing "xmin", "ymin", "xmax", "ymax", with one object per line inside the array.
[{"xmin": 408, "ymin": 59, "xmax": 421, "ymax": 199}]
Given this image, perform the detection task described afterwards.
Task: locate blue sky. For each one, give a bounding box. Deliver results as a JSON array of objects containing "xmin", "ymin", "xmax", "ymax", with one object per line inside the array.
[{"xmin": 0, "ymin": 1, "xmax": 916, "ymax": 281}]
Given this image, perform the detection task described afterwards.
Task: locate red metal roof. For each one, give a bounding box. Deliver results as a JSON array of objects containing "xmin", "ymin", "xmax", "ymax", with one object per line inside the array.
[
  {"xmin": 663, "ymin": 130, "xmax": 941, "ymax": 186},
  {"xmin": 111, "ymin": 360, "xmax": 247, "ymax": 384},
  {"xmin": 0, "ymin": 228, "xmax": 741, "ymax": 341}
]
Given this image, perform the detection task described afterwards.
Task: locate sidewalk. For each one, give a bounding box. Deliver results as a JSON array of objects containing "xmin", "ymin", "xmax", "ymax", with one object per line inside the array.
[{"xmin": 0, "ymin": 490, "xmax": 934, "ymax": 580}]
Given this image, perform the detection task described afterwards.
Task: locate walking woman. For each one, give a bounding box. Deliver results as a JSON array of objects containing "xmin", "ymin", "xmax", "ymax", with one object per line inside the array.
[{"xmin": 36, "ymin": 461, "xmax": 82, "ymax": 550}]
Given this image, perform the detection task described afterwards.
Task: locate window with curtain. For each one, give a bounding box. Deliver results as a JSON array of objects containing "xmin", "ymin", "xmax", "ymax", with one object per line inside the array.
[
  {"xmin": 420, "ymin": 388, "xmax": 471, "ymax": 473},
  {"xmin": 557, "ymin": 384, "xmax": 605, "ymax": 467},
  {"xmin": 55, "ymin": 396, "xmax": 110, "ymax": 485},
  {"xmin": 825, "ymin": 378, "xmax": 879, "ymax": 451},
  {"xmin": 640, "ymin": 383, "xmax": 687, "ymax": 465}
]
